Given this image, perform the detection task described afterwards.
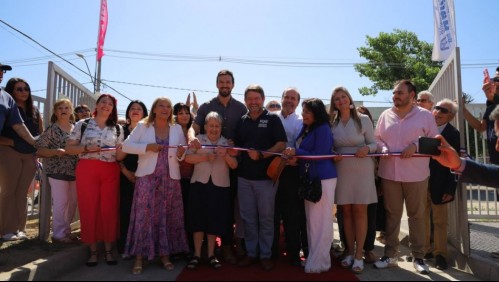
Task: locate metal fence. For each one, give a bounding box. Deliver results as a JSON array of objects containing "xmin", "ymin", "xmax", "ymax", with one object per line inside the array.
[{"xmin": 34, "ymin": 61, "xmax": 96, "ymax": 240}]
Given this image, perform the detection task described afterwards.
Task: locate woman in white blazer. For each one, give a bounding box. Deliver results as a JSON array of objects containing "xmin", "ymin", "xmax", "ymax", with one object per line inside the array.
[{"xmin": 122, "ymin": 97, "xmax": 189, "ymax": 275}]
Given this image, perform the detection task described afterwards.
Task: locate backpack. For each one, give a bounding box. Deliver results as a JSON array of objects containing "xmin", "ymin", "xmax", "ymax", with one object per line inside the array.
[{"xmin": 80, "ymin": 118, "xmax": 121, "ymax": 142}]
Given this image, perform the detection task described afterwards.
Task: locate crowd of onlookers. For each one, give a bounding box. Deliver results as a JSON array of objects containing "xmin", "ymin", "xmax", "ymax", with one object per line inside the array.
[{"xmin": 1, "ymin": 63, "xmax": 498, "ymax": 276}]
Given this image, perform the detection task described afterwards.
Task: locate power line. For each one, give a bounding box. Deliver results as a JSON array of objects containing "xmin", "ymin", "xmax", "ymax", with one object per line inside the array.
[{"xmin": 0, "ymin": 20, "xmax": 132, "ymax": 102}]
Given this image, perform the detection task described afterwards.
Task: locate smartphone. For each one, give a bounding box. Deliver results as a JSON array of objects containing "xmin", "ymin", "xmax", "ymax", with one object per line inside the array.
[
  {"xmin": 418, "ymin": 136, "xmax": 441, "ymax": 156},
  {"xmin": 484, "ymin": 68, "xmax": 491, "ymax": 83}
]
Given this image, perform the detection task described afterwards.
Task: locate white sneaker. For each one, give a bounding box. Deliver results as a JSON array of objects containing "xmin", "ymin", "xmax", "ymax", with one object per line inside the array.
[
  {"xmin": 16, "ymin": 231, "xmax": 28, "ymax": 239},
  {"xmin": 413, "ymin": 258, "xmax": 430, "ymax": 274},
  {"xmin": 2, "ymin": 233, "xmax": 19, "ymax": 241},
  {"xmin": 374, "ymin": 256, "xmax": 398, "ymax": 269}
]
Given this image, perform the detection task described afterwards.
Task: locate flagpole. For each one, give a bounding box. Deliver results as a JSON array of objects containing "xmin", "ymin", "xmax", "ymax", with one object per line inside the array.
[
  {"xmin": 95, "ymin": 59, "xmax": 102, "ymax": 95},
  {"xmin": 95, "ymin": 0, "xmax": 108, "ymax": 96}
]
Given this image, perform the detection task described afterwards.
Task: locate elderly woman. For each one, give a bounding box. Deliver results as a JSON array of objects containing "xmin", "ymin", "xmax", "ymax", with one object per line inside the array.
[
  {"xmin": 184, "ymin": 111, "xmax": 237, "ymax": 270},
  {"xmin": 35, "ymin": 99, "xmax": 78, "ymax": 243},
  {"xmin": 65, "ymin": 94, "xmax": 125, "ymax": 267},
  {"xmin": 122, "ymin": 97, "xmax": 188, "ymax": 275},
  {"xmin": 0, "ymin": 78, "xmax": 43, "ymax": 241}
]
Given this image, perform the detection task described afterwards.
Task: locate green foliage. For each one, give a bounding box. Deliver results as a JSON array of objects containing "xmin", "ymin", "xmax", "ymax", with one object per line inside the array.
[{"xmin": 354, "ymin": 29, "xmax": 442, "ymax": 96}]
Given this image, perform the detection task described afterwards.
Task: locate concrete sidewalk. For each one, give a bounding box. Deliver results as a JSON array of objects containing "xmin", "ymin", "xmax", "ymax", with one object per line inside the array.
[{"xmin": 2, "ymin": 217, "xmax": 495, "ymax": 281}]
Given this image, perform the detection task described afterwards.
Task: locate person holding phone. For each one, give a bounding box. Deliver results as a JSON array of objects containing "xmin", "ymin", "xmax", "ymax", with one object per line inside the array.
[
  {"xmin": 373, "ymin": 80, "xmax": 439, "ymax": 274},
  {"xmin": 463, "ymin": 67, "xmax": 499, "ymax": 164}
]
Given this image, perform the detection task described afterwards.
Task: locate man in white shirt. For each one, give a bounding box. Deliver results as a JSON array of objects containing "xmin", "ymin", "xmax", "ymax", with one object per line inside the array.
[{"xmin": 272, "ymin": 88, "xmax": 306, "ymax": 266}]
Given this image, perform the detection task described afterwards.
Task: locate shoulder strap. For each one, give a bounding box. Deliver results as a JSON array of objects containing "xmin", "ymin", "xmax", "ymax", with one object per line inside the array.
[
  {"xmin": 80, "ymin": 118, "xmax": 91, "ymax": 142},
  {"xmin": 115, "ymin": 124, "xmax": 121, "ymax": 139}
]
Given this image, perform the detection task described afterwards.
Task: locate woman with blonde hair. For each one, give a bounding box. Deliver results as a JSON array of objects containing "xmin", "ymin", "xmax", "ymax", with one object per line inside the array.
[
  {"xmin": 330, "ymin": 86, "xmax": 377, "ymax": 274},
  {"xmin": 35, "ymin": 99, "xmax": 78, "ymax": 243},
  {"xmin": 122, "ymin": 97, "xmax": 189, "ymax": 275}
]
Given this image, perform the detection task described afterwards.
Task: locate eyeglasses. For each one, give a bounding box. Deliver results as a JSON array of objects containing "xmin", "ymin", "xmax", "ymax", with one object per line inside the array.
[
  {"xmin": 417, "ymin": 98, "xmax": 429, "ymax": 103},
  {"xmin": 15, "ymin": 87, "xmax": 29, "ymax": 92},
  {"xmin": 435, "ymin": 106, "xmax": 450, "ymax": 114},
  {"xmin": 268, "ymin": 104, "xmax": 281, "ymax": 109}
]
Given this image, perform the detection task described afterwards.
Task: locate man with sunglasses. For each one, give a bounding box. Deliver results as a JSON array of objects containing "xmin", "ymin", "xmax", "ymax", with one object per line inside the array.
[
  {"xmin": 424, "ymin": 99, "xmax": 460, "ymax": 270},
  {"xmin": 0, "ymin": 63, "xmax": 36, "ymax": 146},
  {"xmin": 416, "ymin": 91, "xmax": 435, "ymax": 111},
  {"xmin": 433, "ymin": 104, "xmax": 499, "ymax": 189}
]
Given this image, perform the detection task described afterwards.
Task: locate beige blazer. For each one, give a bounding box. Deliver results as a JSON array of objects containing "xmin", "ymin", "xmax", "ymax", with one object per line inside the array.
[
  {"xmin": 189, "ymin": 134, "xmax": 231, "ymax": 187},
  {"xmin": 122, "ymin": 121, "xmax": 185, "ymax": 178}
]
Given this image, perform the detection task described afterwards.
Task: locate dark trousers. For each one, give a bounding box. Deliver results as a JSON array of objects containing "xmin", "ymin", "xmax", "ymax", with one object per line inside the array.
[
  {"xmin": 272, "ymin": 166, "xmax": 307, "ymax": 261},
  {"xmin": 180, "ymin": 177, "xmax": 194, "ymax": 253},
  {"xmin": 221, "ymin": 169, "xmax": 238, "ymax": 246},
  {"xmin": 117, "ymin": 174, "xmax": 134, "ymax": 254}
]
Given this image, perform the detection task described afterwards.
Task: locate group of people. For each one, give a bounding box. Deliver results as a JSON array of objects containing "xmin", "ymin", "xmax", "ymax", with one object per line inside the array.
[{"xmin": 1, "ymin": 63, "xmax": 498, "ymax": 276}]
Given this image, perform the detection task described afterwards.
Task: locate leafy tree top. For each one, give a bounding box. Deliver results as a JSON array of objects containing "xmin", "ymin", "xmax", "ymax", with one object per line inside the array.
[{"xmin": 354, "ymin": 29, "xmax": 442, "ymax": 96}]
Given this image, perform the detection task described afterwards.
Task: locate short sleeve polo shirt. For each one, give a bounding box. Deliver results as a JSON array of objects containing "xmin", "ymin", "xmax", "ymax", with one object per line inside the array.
[{"xmin": 235, "ymin": 109, "xmax": 287, "ymax": 180}]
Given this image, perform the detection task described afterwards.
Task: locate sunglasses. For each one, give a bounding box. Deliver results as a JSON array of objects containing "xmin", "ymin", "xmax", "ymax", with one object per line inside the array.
[
  {"xmin": 15, "ymin": 87, "xmax": 30, "ymax": 92},
  {"xmin": 435, "ymin": 105, "xmax": 450, "ymax": 114},
  {"xmin": 77, "ymin": 109, "xmax": 90, "ymax": 113},
  {"xmin": 269, "ymin": 104, "xmax": 281, "ymax": 109},
  {"xmin": 417, "ymin": 98, "xmax": 429, "ymax": 103}
]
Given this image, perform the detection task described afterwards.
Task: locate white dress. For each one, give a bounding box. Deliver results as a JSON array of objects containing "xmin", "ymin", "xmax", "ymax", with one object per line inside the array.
[{"xmin": 332, "ymin": 114, "xmax": 377, "ymax": 205}]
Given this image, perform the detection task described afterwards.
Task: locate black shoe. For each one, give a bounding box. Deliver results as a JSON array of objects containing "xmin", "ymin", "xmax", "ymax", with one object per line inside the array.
[
  {"xmin": 86, "ymin": 251, "xmax": 98, "ymax": 267},
  {"xmin": 424, "ymin": 252, "xmax": 434, "ymax": 260},
  {"xmin": 104, "ymin": 250, "xmax": 118, "ymax": 266},
  {"xmin": 435, "ymin": 255, "xmax": 448, "ymax": 270}
]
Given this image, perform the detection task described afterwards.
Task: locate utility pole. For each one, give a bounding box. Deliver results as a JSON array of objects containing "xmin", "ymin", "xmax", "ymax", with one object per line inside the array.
[{"xmin": 95, "ymin": 58, "xmax": 102, "ymax": 95}]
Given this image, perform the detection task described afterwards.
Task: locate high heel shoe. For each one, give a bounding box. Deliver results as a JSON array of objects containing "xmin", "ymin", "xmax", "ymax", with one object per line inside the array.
[
  {"xmin": 86, "ymin": 251, "xmax": 98, "ymax": 267},
  {"xmin": 341, "ymin": 255, "xmax": 353, "ymax": 268},
  {"xmin": 104, "ymin": 250, "xmax": 117, "ymax": 265},
  {"xmin": 132, "ymin": 259, "xmax": 143, "ymax": 275},
  {"xmin": 161, "ymin": 257, "xmax": 174, "ymax": 271},
  {"xmin": 352, "ymin": 258, "xmax": 364, "ymax": 274}
]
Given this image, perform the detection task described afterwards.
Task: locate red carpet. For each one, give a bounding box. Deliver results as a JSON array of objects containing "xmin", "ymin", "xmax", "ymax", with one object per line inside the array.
[{"xmin": 176, "ymin": 237, "xmax": 359, "ymax": 281}]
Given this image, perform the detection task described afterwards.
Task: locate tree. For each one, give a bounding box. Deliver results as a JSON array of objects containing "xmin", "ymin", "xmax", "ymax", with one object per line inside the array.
[{"xmin": 354, "ymin": 29, "xmax": 442, "ymax": 96}]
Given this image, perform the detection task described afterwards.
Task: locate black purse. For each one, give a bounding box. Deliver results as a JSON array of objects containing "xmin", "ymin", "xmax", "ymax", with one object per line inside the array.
[{"xmin": 298, "ymin": 162, "xmax": 322, "ymax": 203}]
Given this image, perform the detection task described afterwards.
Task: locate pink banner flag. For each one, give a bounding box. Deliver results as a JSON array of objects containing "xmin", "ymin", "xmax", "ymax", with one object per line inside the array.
[{"xmin": 97, "ymin": 0, "xmax": 108, "ymax": 61}]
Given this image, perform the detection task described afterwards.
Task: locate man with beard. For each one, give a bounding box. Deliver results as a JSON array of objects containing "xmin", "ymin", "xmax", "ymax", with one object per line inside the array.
[
  {"xmin": 271, "ymin": 87, "xmax": 307, "ymax": 266},
  {"xmin": 190, "ymin": 69, "xmax": 247, "ymax": 264},
  {"xmin": 234, "ymin": 84, "xmax": 287, "ymax": 271},
  {"xmin": 373, "ymin": 80, "xmax": 439, "ymax": 275}
]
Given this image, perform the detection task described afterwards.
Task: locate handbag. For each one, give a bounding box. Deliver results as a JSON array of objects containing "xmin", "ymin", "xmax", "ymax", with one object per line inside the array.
[
  {"xmin": 266, "ymin": 155, "xmax": 288, "ymax": 185},
  {"xmin": 297, "ymin": 162, "xmax": 322, "ymax": 203}
]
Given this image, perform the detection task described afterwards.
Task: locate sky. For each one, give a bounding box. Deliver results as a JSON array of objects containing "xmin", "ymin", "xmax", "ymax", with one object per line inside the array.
[{"xmin": 1, "ymin": 0, "xmax": 498, "ymax": 117}]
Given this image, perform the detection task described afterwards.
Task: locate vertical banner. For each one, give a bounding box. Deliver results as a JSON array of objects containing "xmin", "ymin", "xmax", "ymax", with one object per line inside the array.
[
  {"xmin": 97, "ymin": 0, "xmax": 108, "ymax": 62},
  {"xmin": 432, "ymin": 0, "xmax": 457, "ymax": 62}
]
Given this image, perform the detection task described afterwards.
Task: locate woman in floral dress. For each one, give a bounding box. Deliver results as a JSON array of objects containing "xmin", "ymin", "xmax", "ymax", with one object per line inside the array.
[{"xmin": 122, "ymin": 97, "xmax": 188, "ymax": 275}]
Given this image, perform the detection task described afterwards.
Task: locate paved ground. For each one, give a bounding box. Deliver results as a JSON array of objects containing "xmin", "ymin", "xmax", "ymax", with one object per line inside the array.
[{"xmin": 3, "ymin": 218, "xmax": 497, "ymax": 281}]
